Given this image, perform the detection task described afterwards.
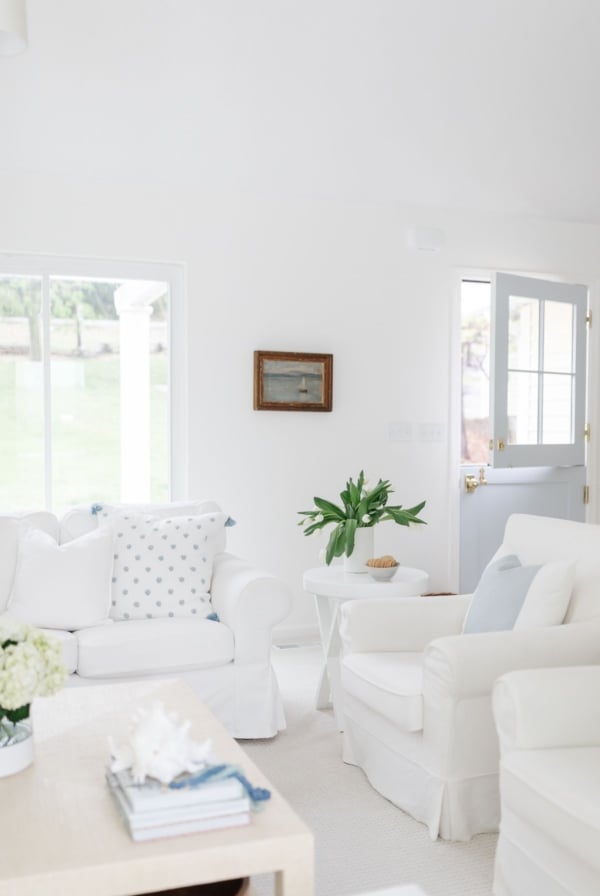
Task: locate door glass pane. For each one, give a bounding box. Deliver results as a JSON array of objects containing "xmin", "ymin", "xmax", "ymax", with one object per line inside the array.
[
  {"xmin": 542, "ymin": 373, "xmax": 574, "ymax": 443},
  {"xmin": 460, "ymin": 280, "xmax": 491, "ymax": 464},
  {"xmin": 0, "ymin": 276, "xmax": 45, "ymax": 510},
  {"xmin": 508, "ymin": 296, "xmax": 539, "ymax": 369},
  {"xmin": 544, "ymin": 301, "xmax": 574, "ymax": 373},
  {"xmin": 507, "ymin": 371, "xmax": 538, "ymax": 444}
]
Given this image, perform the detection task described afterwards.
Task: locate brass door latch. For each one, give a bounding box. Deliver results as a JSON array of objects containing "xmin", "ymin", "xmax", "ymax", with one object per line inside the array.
[{"xmin": 465, "ymin": 468, "xmax": 488, "ymax": 493}]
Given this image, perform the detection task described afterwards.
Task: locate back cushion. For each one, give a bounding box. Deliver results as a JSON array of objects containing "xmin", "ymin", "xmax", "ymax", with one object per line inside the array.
[
  {"xmin": 462, "ymin": 554, "xmax": 574, "ymax": 633},
  {"xmin": 498, "ymin": 514, "xmax": 600, "ymax": 623},
  {"xmin": 60, "ymin": 500, "xmax": 226, "ymax": 552},
  {"xmin": 8, "ymin": 526, "xmax": 113, "ymax": 630},
  {"xmin": 0, "ymin": 513, "xmax": 59, "ymax": 612}
]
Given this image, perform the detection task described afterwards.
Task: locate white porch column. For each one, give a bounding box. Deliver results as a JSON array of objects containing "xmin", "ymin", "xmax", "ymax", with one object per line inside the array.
[{"xmin": 114, "ymin": 281, "xmax": 166, "ymax": 503}]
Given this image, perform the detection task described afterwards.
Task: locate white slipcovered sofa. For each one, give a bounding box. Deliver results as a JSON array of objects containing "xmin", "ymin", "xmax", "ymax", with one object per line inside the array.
[
  {"xmin": 339, "ymin": 514, "xmax": 600, "ymax": 840},
  {"xmin": 0, "ymin": 500, "xmax": 292, "ymax": 739},
  {"xmin": 493, "ymin": 666, "xmax": 600, "ymax": 896}
]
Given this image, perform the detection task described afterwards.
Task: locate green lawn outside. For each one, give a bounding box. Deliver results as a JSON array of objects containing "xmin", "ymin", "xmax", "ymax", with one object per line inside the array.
[{"xmin": 0, "ymin": 353, "xmax": 168, "ymax": 513}]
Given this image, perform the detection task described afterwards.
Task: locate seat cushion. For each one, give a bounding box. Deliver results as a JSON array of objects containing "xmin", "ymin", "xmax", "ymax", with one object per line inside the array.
[
  {"xmin": 501, "ymin": 746, "xmax": 600, "ymax": 874},
  {"xmin": 75, "ymin": 618, "xmax": 235, "ymax": 678},
  {"xmin": 341, "ymin": 652, "xmax": 424, "ymax": 732},
  {"xmin": 40, "ymin": 628, "xmax": 78, "ymax": 674}
]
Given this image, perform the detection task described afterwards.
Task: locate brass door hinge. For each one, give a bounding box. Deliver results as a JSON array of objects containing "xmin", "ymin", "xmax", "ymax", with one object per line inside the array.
[
  {"xmin": 586, "ymin": 310, "xmax": 592, "ymax": 327},
  {"xmin": 585, "ymin": 423, "xmax": 591, "ymax": 441},
  {"xmin": 584, "ymin": 484, "xmax": 590, "ymax": 505},
  {"xmin": 496, "ymin": 438, "xmax": 506, "ymax": 451}
]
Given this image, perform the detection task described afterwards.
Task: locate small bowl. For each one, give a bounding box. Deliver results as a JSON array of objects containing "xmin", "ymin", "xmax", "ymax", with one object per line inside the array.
[{"xmin": 366, "ymin": 564, "xmax": 399, "ymax": 582}]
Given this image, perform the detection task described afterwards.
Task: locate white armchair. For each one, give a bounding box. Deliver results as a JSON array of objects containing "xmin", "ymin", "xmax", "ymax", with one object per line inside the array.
[
  {"xmin": 338, "ymin": 514, "xmax": 600, "ymax": 841},
  {"xmin": 493, "ymin": 666, "xmax": 600, "ymax": 896}
]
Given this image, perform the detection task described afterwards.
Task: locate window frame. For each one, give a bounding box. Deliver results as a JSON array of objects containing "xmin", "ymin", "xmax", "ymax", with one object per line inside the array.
[{"xmin": 0, "ymin": 253, "xmax": 187, "ymax": 509}]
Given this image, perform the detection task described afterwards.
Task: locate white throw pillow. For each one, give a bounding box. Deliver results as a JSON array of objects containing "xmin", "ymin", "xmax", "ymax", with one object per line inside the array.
[
  {"xmin": 512, "ymin": 559, "xmax": 575, "ymax": 630},
  {"xmin": 100, "ymin": 511, "xmax": 228, "ymax": 621},
  {"xmin": 8, "ymin": 525, "xmax": 113, "ymax": 630}
]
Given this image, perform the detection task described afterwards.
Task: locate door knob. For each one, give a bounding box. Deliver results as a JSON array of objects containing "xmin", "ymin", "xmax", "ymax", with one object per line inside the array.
[{"xmin": 465, "ymin": 474, "xmax": 479, "ymax": 493}]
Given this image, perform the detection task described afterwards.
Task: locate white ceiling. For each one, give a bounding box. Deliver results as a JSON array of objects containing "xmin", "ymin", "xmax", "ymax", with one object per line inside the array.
[{"xmin": 2, "ymin": 0, "xmax": 600, "ymax": 224}]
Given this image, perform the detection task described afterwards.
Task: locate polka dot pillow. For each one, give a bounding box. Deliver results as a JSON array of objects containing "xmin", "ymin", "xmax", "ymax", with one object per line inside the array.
[{"xmin": 100, "ymin": 511, "xmax": 228, "ymax": 621}]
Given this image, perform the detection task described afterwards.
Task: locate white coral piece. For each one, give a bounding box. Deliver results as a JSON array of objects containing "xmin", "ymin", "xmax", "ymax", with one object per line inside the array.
[{"xmin": 108, "ymin": 702, "xmax": 212, "ymax": 785}]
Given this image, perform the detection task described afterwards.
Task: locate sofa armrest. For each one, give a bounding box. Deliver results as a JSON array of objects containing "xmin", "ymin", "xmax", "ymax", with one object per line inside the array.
[
  {"xmin": 425, "ymin": 621, "xmax": 600, "ymax": 700},
  {"xmin": 493, "ymin": 665, "xmax": 600, "ymax": 754},
  {"xmin": 339, "ymin": 595, "xmax": 471, "ymax": 654},
  {"xmin": 210, "ymin": 552, "xmax": 293, "ymax": 663}
]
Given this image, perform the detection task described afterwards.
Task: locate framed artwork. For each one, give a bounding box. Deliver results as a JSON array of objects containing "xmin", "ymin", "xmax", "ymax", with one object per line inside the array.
[{"xmin": 253, "ymin": 350, "xmax": 333, "ymax": 412}]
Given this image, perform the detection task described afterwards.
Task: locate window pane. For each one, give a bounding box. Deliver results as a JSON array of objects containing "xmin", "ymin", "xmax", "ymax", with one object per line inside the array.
[
  {"xmin": 0, "ymin": 276, "xmax": 45, "ymax": 510},
  {"xmin": 507, "ymin": 371, "xmax": 538, "ymax": 444},
  {"xmin": 460, "ymin": 281, "xmax": 491, "ymax": 464},
  {"xmin": 49, "ymin": 278, "xmax": 169, "ymax": 514},
  {"xmin": 50, "ymin": 279, "xmax": 122, "ymax": 512},
  {"xmin": 509, "ymin": 296, "xmax": 539, "ymax": 370},
  {"xmin": 542, "ymin": 373, "xmax": 574, "ymax": 443},
  {"xmin": 544, "ymin": 301, "xmax": 574, "ymax": 373},
  {"xmin": 150, "ymin": 298, "xmax": 168, "ymax": 502}
]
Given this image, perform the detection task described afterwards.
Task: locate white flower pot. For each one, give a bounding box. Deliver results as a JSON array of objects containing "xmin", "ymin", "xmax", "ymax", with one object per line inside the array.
[
  {"xmin": 0, "ymin": 720, "xmax": 33, "ymax": 777},
  {"xmin": 343, "ymin": 526, "xmax": 375, "ymax": 573}
]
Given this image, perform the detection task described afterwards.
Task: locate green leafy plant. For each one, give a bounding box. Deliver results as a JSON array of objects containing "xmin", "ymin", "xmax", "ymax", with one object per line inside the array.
[{"xmin": 298, "ymin": 471, "xmax": 426, "ymax": 565}]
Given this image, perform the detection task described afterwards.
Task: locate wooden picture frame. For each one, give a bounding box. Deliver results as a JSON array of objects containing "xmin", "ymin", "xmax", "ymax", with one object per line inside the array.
[{"xmin": 253, "ymin": 350, "xmax": 333, "ymax": 412}]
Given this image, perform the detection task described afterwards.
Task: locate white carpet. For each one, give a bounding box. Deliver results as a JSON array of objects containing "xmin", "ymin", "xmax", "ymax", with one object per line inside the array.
[{"xmin": 242, "ymin": 646, "xmax": 496, "ymax": 896}]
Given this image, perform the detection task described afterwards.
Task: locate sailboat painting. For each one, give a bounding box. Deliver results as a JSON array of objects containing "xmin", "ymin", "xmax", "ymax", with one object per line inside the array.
[{"xmin": 254, "ymin": 350, "xmax": 333, "ymax": 411}]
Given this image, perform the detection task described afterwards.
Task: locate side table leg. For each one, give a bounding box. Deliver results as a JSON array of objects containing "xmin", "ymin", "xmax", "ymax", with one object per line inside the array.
[{"xmin": 314, "ymin": 594, "xmax": 336, "ymax": 709}]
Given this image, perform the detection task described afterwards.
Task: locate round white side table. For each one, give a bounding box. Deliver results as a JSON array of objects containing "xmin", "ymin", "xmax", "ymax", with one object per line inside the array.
[{"xmin": 302, "ymin": 565, "xmax": 429, "ymax": 729}]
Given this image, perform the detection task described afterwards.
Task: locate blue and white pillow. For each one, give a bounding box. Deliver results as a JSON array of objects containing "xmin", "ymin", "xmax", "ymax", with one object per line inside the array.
[
  {"xmin": 100, "ymin": 511, "xmax": 228, "ymax": 621},
  {"xmin": 462, "ymin": 554, "xmax": 574, "ymax": 634}
]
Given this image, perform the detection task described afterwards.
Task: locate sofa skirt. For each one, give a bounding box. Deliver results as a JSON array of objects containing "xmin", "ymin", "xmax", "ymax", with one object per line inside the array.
[{"xmin": 68, "ymin": 660, "xmax": 286, "ymax": 740}]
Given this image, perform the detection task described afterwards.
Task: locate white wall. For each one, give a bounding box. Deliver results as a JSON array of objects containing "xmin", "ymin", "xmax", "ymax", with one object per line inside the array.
[{"xmin": 2, "ymin": 169, "xmax": 600, "ymax": 639}]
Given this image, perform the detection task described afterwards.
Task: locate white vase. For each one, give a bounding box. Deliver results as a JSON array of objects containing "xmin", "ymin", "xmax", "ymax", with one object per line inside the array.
[
  {"xmin": 343, "ymin": 526, "xmax": 375, "ymax": 573},
  {"xmin": 0, "ymin": 719, "xmax": 33, "ymax": 778}
]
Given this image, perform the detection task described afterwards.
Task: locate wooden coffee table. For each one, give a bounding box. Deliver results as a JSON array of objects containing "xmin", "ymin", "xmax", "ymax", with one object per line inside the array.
[{"xmin": 0, "ymin": 680, "xmax": 314, "ymax": 896}]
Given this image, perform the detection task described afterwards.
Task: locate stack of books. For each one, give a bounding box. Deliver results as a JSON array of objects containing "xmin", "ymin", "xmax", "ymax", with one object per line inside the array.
[{"xmin": 106, "ymin": 768, "xmax": 251, "ymax": 841}]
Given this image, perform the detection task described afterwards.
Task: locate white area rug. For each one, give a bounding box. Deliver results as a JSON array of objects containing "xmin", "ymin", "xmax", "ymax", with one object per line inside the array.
[{"xmin": 243, "ymin": 646, "xmax": 496, "ymax": 896}]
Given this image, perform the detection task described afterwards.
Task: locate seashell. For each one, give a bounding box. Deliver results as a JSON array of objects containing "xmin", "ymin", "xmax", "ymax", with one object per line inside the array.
[{"xmin": 108, "ymin": 701, "xmax": 212, "ymax": 785}]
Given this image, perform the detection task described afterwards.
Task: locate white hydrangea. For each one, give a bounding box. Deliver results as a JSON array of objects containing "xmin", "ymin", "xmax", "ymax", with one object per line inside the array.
[{"xmin": 0, "ymin": 618, "xmax": 67, "ymax": 714}]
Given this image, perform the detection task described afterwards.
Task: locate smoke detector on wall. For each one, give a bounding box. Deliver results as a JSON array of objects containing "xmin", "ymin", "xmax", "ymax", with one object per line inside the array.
[{"xmin": 406, "ymin": 226, "xmax": 445, "ymax": 253}]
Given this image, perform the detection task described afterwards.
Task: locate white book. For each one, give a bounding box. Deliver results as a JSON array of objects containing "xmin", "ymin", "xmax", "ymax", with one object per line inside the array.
[
  {"xmin": 106, "ymin": 772, "xmax": 250, "ymax": 827},
  {"xmin": 109, "ymin": 767, "xmax": 245, "ymax": 813},
  {"xmin": 129, "ymin": 812, "xmax": 251, "ymax": 842},
  {"xmin": 108, "ymin": 783, "xmax": 250, "ymax": 841}
]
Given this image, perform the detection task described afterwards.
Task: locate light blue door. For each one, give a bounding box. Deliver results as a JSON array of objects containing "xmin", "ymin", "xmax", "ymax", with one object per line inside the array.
[{"xmin": 459, "ymin": 274, "xmax": 588, "ymax": 592}]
